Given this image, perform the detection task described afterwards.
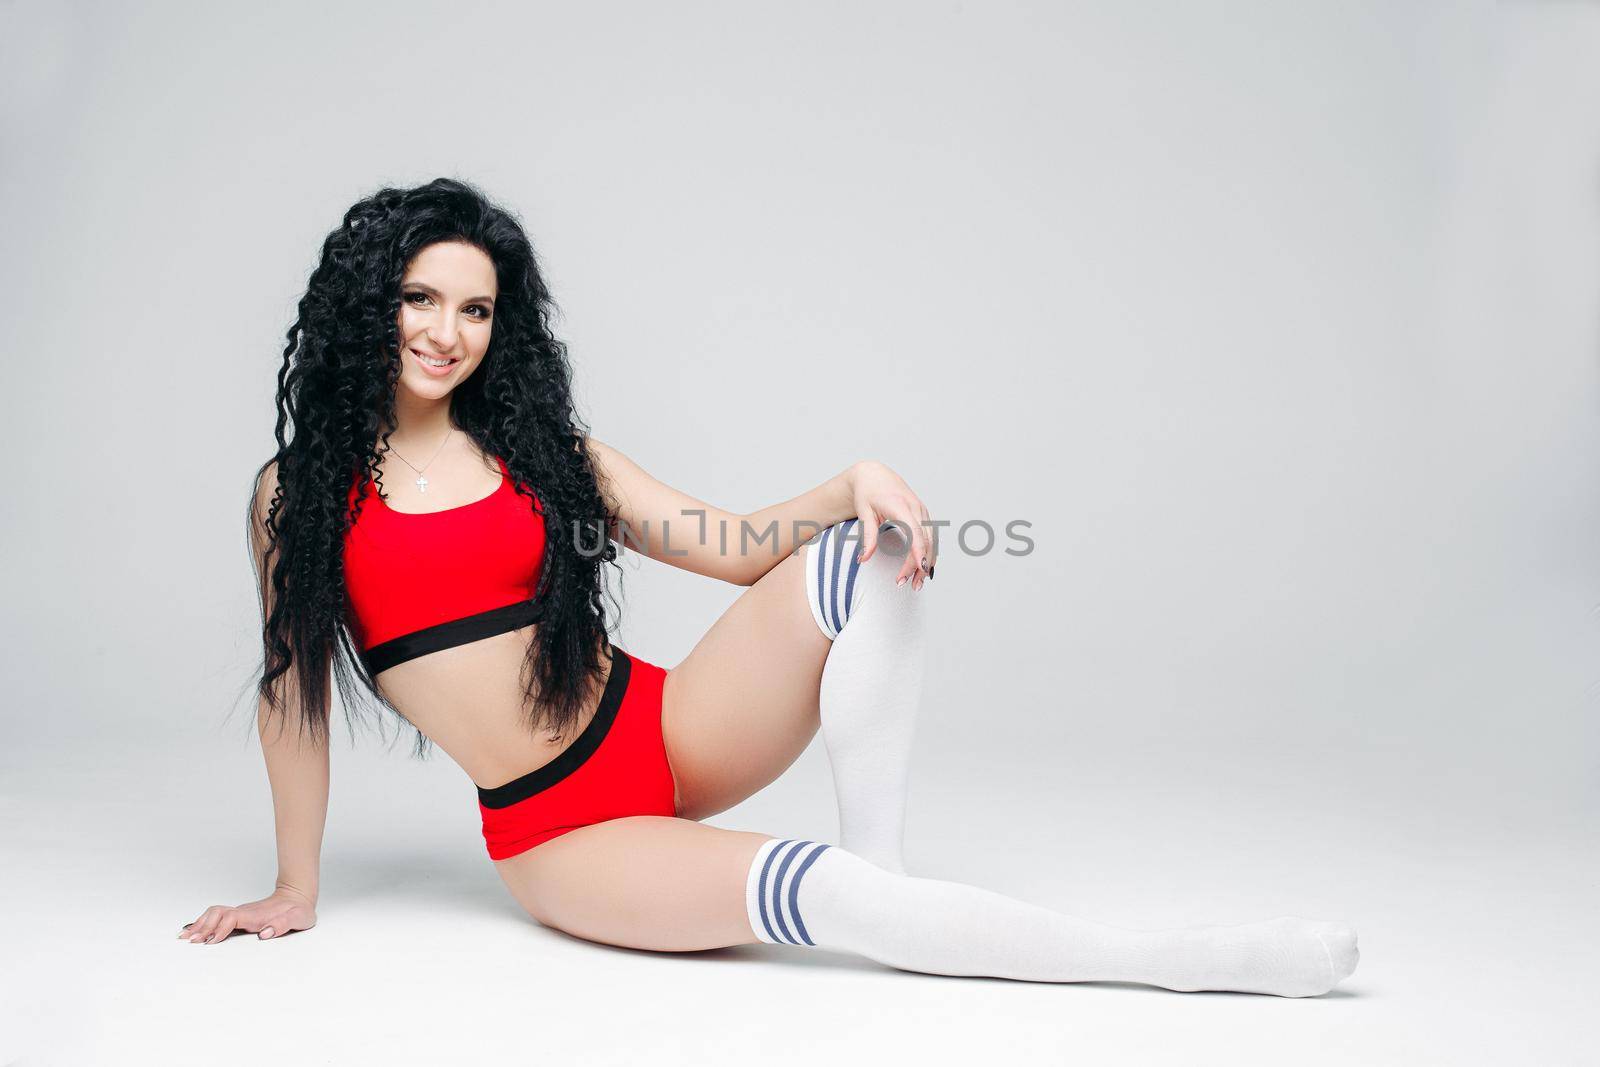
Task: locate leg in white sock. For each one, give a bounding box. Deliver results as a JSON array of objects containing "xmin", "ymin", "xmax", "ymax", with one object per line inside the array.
[
  {"xmin": 804, "ymin": 519, "xmax": 925, "ymax": 875},
  {"xmin": 745, "ymin": 839, "xmax": 1360, "ymax": 997}
]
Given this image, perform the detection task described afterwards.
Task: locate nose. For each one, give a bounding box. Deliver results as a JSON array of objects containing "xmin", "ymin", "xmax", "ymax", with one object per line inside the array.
[{"xmin": 425, "ymin": 312, "xmax": 460, "ymax": 352}]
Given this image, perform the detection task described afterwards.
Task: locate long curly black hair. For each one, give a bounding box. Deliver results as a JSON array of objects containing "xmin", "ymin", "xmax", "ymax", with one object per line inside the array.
[{"xmin": 246, "ymin": 177, "xmax": 621, "ymax": 754}]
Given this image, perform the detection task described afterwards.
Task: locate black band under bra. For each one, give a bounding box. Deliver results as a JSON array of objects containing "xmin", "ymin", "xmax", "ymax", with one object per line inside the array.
[{"xmin": 358, "ymin": 599, "xmax": 545, "ymax": 677}]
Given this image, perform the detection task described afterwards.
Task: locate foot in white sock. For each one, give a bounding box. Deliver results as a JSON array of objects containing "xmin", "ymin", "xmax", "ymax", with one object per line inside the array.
[
  {"xmin": 745, "ymin": 840, "xmax": 1360, "ymax": 997},
  {"xmin": 1154, "ymin": 916, "xmax": 1361, "ymax": 997}
]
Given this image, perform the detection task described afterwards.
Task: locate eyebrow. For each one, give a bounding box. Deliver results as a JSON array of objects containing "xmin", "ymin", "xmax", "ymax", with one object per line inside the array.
[{"xmin": 402, "ymin": 282, "xmax": 496, "ymax": 305}]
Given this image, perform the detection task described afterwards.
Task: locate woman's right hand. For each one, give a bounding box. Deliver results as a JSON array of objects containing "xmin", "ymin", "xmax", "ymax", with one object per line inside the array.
[{"xmin": 179, "ymin": 885, "xmax": 317, "ymax": 944}]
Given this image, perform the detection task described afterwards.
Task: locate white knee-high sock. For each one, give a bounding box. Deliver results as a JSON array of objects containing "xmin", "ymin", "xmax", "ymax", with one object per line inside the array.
[
  {"xmin": 804, "ymin": 520, "xmax": 926, "ymax": 875},
  {"xmin": 744, "ymin": 840, "xmax": 1361, "ymax": 998}
]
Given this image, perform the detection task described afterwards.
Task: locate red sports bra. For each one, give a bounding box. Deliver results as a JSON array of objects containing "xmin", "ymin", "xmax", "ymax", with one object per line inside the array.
[{"xmin": 343, "ymin": 453, "xmax": 547, "ymax": 676}]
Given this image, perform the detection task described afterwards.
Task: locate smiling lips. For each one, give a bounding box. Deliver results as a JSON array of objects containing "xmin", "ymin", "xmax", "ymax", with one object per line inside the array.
[{"xmin": 411, "ymin": 348, "xmax": 460, "ymax": 375}]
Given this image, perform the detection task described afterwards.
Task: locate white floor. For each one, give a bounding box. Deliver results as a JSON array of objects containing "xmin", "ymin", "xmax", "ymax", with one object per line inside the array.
[{"xmin": 3, "ymin": 729, "xmax": 1592, "ymax": 1066}]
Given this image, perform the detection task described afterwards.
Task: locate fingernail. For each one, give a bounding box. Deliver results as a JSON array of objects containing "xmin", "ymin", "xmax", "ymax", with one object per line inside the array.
[
  {"xmin": 260, "ymin": 928, "xmax": 274, "ymax": 939},
  {"xmin": 928, "ymin": 565, "xmax": 935, "ymax": 580},
  {"xmin": 897, "ymin": 575, "xmax": 908, "ymax": 587}
]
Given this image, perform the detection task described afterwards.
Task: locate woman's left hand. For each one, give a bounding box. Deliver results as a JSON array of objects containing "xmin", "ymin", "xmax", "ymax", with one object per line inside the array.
[{"xmin": 846, "ymin": 460, "xmax": 937, "ymax": 590}]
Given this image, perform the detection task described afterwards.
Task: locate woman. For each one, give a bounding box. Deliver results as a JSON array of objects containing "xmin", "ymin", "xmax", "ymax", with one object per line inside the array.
[{"xmin": 181, "ymin": 178, "xmax": 1358, "ymax": 997}]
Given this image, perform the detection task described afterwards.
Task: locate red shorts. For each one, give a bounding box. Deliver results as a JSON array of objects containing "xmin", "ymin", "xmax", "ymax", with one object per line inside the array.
[{"xmin": 477, "ymin": 646, "xmax": 678, "ymax": 861}]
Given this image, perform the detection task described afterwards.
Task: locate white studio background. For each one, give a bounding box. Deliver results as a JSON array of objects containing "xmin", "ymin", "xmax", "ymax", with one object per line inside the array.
[{"xmin": 2, "ymin": 2, "xmax": 1596, "ymax": 1065}]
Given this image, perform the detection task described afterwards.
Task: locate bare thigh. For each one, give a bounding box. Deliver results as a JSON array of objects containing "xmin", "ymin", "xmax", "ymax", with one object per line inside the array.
[
  {"xmin": 662, "ymin": 549, "xmax": 831, "ymax": 820},
  {"xmin": 495, "ymin": 816, "xmax": 771, "ymax": 951}
]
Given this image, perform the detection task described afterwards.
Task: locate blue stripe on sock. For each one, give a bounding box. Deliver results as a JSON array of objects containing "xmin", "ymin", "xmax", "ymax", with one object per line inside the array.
[
  {"xmin": 757, "ymin": 840, "xmax": 791, "ymax": 943},
  {"xmin": 770, "ymin": 841, "xmax": 809, "ymax": 945},
  {"xmin": 787, "ymin": 842, "xmax": 831, "ymax": 947},
  {"xmin": 828, "ymin": 524, "xmax": 849, "ymax": 635},
  {"xmin": 842, "ymin": 526, "xmax": 862, "ymax": 620}
]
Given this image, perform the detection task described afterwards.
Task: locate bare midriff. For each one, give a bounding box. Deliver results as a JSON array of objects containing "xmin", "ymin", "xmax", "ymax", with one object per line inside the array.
[{"xmin": 369, "ymin": 624, "xmax": 610, "ymax": 790}]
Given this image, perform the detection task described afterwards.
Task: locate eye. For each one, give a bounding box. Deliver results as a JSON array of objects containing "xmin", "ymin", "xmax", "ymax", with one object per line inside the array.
[
  {"xmin": 404, "ymin": 292, "xmax": 430, "ymax": 306},
  {"xmin": 466, "ymin": 304, "xmax": 492, "ymax": 320}
]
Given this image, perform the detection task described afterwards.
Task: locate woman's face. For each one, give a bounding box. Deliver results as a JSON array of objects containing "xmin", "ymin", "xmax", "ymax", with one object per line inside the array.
[{"xmin": 394, "ymin": 240, "xmax": 498, "ymax": 401}]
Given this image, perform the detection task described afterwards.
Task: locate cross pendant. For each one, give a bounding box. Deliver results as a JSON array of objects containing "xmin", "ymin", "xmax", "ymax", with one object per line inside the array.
[{"xmin": 416, "ymin": 474, "xmax": 428, "ymax": 494}]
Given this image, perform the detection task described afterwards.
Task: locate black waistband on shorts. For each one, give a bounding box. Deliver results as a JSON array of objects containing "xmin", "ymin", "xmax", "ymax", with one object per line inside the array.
[
  {"xmin": 359, "ymin": 599, "xmax": 544, "ymax": 677},
  {"xmin": 476, "ymin": 645, "xmax": 632, "ymax": 810}
]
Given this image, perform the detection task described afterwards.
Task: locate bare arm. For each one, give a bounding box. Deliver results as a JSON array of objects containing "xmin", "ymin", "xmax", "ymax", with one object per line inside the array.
[
  {"xmin": 181, "ymin": 461, "xmax": 324, "ymax": 944},
  {"xmin": 250, "ymin": 459, "xmax": 329, "ymax": 902},
  {"xmin": 586, "ymin": 437, "xmax": 856, "ymax": 587},
  {"xmin": 257, "ymin": 681, "xmax": 328, "ymax": 904},
  {"xmin": 586, "ymin": 438, "xmax": 940, "ymax": 589}
]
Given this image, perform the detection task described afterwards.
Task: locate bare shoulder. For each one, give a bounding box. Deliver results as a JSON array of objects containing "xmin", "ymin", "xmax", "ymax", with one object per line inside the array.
[
  {"xmin": 584, "ymin": 435, "xmax": 650, "ymax": 478},
  {"xmin": 583, "ymin": 435, "xmax": 624, "ymax": 500},
  {"xmin": 251, "ymin": 458, "xmax": 282, "ymax": 515},
  {"xmin": 246, "ymin": 458, "xmax": 286, "ymax": 552},
  {"xmin": 581, "ymin": 435, "xmax": 664, "ymax": 510}
]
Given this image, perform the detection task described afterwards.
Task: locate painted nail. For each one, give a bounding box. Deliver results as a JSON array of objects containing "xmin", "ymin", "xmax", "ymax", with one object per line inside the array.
[{"xmin": 896, "ymin": 575, "xmax": 908, "ymax": 587}]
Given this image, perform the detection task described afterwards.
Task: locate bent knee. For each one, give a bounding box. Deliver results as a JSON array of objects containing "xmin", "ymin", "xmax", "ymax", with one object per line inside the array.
[{"xmin": 805, "ymin": 519, "xmax": 924, "ymax": 640}]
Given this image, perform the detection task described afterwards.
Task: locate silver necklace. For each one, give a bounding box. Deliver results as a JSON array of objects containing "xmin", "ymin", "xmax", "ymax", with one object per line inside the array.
[{"xmin": 385, "ymin": 428, "xmax": 454, "ymax": 494}]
